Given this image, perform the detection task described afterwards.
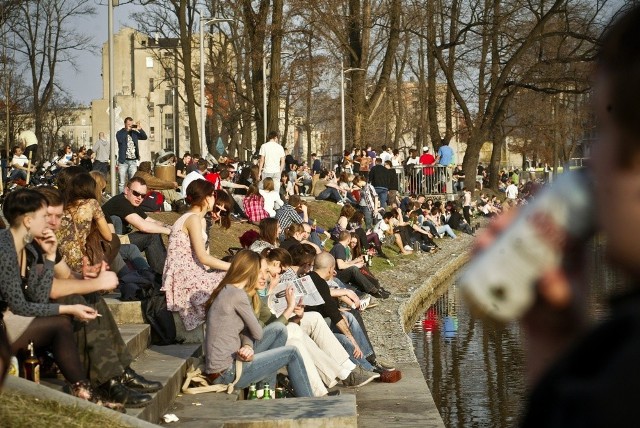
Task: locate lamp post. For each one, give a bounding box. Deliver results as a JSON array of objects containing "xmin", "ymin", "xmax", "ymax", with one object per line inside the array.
[
  {"xmin": 157, "ymin": 103, "xmax": 167, "ymax": 150},
  {"xmin": 199, "ymin": 11, "xmax": 232, "ymax": 158},
  {"xmin": 108, "ymin": 0, "xmax": 119, "ymax": 195},
  {"xmin": 340, "ymin": 65, "xmax": 364, "ymax": 154}
]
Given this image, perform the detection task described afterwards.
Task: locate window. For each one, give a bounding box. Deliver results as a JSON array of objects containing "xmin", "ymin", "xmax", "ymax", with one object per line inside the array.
[
  {"xmin": 165, "ymin": 90, "xmax": 173, "ymax": 105},
  {"xmin": 68, "ymin": 130, "xmax": 74, "ymax": 139},
  {"xmin": 149, "ymin": 78, "xmax": 154, "ymax": 93},
  {"xmin": 148, "ymin": 102, "xmax": 155, "ymax": 117},
  {"xmin": 81, "ymin": 118, "xmax": 86, "ymax": 125},
  {"xmin": 146, "ymin": 57, "xmax": 154, "ymax": 68},
  {"xmin": 149, "ymin": 126, "xmax": 155, "ymax": 140},
  {"xmin": 67, "ymin": 118, "xmax": 73, "ymax": 126},
  {"xmin": 165, "ymin": 138, "xmax": 173, "ymax": 151},
  {"xmin": 184, "ymin": 126, "xmax": 190, "ymax": 140},
  {"xmin": 81, "ymin": 130, "xmax": 87, "ymax": 141}
]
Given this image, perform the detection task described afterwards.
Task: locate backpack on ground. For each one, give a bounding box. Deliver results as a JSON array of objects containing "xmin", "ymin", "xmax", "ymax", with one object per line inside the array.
[{"xmin": 140, "ymin": 290, "xmax": 179, "ymax": 346}]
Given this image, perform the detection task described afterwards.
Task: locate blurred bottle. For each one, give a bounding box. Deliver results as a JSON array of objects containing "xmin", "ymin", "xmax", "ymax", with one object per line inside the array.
[
  {"xmin": 23, "ymin": 341, "xmax": 40, "ymax": 383},
  {"xmin": 459, "ymin": 170, "xmax": 595, "ymax": 322}
]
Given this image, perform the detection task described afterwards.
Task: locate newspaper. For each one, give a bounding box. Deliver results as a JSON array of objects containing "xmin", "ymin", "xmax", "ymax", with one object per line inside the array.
[{"xmin": 267, "ymin": 275, "xmax": 325, "ymax": 317}]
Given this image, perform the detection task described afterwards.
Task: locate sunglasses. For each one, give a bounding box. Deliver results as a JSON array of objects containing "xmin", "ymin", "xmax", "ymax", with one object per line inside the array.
[{"xmin": 130, "ymin": 189, "xmax": 145, "ymax": 198}]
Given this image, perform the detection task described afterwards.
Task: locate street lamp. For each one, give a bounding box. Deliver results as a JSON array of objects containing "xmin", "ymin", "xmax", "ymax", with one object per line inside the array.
[
  {"xmin": 340, "ymin": 65, "xmax": 364, "ymax": 153},
  {"xmin": 157, "ymin": 103, "xmax": 167, "ymax": 150},
  {"xmin": 199, "ymin": 10, "xmax": 232, "ymax": 157},
  {"xmin": 108, "ymin": 0, "xmax": 119, "ymax": 195}
]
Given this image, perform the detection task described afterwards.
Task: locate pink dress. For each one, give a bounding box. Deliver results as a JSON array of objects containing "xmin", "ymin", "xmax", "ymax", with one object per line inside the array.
[{"xmin": 162, "ymin": 213, "xmax": 226, "ymax": 330}]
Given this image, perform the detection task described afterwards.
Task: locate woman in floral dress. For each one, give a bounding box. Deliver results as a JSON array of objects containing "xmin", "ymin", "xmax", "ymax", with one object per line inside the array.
[{"xmin": 162, "ymin": 179, "xmax": 230, "ymax": 331}]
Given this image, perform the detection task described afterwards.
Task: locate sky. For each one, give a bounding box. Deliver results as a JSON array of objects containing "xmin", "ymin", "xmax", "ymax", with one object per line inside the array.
[{"xmin": 58, "ymin": 1, "xmax": 145, "ymax": 106}]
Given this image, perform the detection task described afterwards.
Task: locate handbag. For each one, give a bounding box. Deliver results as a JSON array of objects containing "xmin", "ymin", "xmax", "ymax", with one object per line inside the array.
[
  {"xmin": 85, "ymin": 223, "xmax": 121, "ymax": 265},
  {"xmin": 182, "ymin": 357, "xmax": 243, "ymax": 395}
]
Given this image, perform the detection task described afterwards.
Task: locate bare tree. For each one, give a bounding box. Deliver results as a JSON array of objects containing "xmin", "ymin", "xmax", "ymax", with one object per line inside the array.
[{"xmin": 7, "ymin": 0, "xmax": 95, "ymax": 161}]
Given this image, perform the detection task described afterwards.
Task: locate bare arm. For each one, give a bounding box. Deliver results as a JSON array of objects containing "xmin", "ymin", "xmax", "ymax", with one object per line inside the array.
[
  {"xmin": 183, "ymin": 215, "xmax": 230, "ymax": 271},
  {"xmin": 258, "ymin": 156, "xmax": 265, "ymax": 177},
  {"xmin": 280, "ymin": 156, "xmax": 285, "ymax": 172},
  {"xmin": 334, "ymin": 317, "xmax": 363, "ymax": 359},
  {"xmin": 124, "ymin": 213, "xmax": 171, "ymax": 235}
]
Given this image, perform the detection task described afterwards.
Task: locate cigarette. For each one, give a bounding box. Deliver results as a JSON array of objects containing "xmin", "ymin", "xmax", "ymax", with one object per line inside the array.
[{"xmin": 96, "ymin": 313, "xmax": 102, "ymax": 317}]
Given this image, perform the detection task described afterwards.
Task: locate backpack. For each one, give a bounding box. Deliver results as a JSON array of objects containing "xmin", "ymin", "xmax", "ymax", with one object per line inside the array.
[
  {"xmin": 140, "ymin": 190, "xmax": 165, "ymax": 212},
  {"xmin": 140, "ymin": 290, "xmax": 179, "ymax": 346}
]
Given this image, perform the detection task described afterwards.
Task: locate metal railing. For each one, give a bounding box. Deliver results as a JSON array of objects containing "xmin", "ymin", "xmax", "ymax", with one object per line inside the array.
[{"xmin": 405, "ymin": 164, "xmax": 453, "ymax": 196}]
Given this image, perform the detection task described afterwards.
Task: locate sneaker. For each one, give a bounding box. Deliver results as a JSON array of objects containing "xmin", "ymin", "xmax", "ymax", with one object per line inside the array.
[
  {"xmin": 327, "ymin": 389, "xmax": 341, "ymax": 396},
  {"xmin": 403, "ymin": 245, "xmax": 413, "ymax": 251},
  {"xmin": 336, "ymin": 201, "xmax": 345, "ymax": 206},
  {"xmin": 374, "ymin": 357, "xmax": 396, "ymax": 370},
  {"xmin": 342, "ymin": 368, "xmax": 380, "ymax": 387},
  {"xmin": 359, "ymin": 295, "xmax": 371, "ymax": 311}
]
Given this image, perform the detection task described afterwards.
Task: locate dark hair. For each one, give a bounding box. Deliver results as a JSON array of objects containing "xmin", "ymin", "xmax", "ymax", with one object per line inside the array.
[
  {"xmin": 598, "ymin": 5, "xmax": 640, "ymax": 166},
  {"xmin": 383, "ymin": 211, "xmax": 394, "ymax": 220},
  {"xmin": 214, "ymin": 189, "xmax": 232, "ymax": 229},
  {"xmin": 285, "ymin": 222, "xmax": 305, "ymax": 239},
  {"xmin": 35, "ymin": 186, "xmax": 64, "ymax": 207},
  {"xmin": 339, "ymin": 204, "xmax": 356, "ymax": 219},
  {"xmin": 56, "ymin": 165, "xmax": 86, "ymax": 191},
  {"xmin": 186, "ymin": 179, "xmax": 215, "ymax": 207},
  {"xmin": 288, "ymin": 194, "xmax": 302, "ymax": 207},
  {"xmin": 349, "ymin": 210, "xmax": 364, "ymax": 225},
  {"xmin": 66, "ymin": 172, "xmax": 98, "ymax": 206},
  {"xmin": 127, "ymin": 176, "xmax": 147, "ymax": 188},
  {"xmin": 3, "ymin": 189, "xmax": 48, "ymax": 227},
  {"xmin": 138, "ymin": 161, "xmax": 152, "ymax": 173},
  {"xmin": 197, "ymin": 158, "xmax": 208, "ymax": 172},
  {"xmin": 288, "ymin": 243, "xmax": 316, "ymax": 267},
  {"xmin": 267, "ymin": 130, "xmax": 279, "ymax": 140},
  {"xmin": 262, "ymin": 247, "xmax": 293, "ymax": 268},
  {"xmin": 258, "ymin": 218, "xmax": 279, "ymax": 245}
]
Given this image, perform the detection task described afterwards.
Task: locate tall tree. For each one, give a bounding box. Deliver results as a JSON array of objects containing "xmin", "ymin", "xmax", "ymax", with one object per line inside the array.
[{"xmin": 8, "ymin": 0, "xmax": 95, "ymax": 160}]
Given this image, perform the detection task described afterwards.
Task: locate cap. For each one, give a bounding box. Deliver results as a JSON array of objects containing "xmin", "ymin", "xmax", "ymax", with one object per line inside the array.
[{"xmin": 422, "ymin": 146, "xmax": 430, "ymax": 152}]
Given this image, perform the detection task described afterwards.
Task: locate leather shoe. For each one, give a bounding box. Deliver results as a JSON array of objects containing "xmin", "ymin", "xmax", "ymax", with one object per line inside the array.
[
  {"xmin": 122, "ymin": 367, "xmax": 162, "ymax": 393},
  {"xmin": 101, "ymin": 378, "xmax": 152, "ymax": 408}
]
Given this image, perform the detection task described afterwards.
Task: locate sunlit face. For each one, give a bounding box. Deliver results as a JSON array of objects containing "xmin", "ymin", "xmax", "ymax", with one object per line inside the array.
[
  {"xmin": 349, "ymin": 237, "xmax": 358, "ymax": 248},
  {"xmin": 46, "ymin": 204, "xmax": 64, "ymax": 231},
  {"xmin": 257, "ymin": 259, "xmax": 269, "ymax": 291},
  {"xmin": 125, "ymin": 182, "xmax": 147, "ymax": 207},
  {"xmin": 25, "ymin": 205, "xmax": 51, "ymax": 238},
  {"xmin": 125, "ymin": 118, "xmax": 134, "ymax": 130}
]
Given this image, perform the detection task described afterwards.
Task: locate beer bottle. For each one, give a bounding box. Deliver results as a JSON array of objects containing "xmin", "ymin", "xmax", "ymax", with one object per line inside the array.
[
  {"xmin": 262, "ymin": 382, "xmax": 272, "ymax": 399},
  {"xmin": 8, "ymin": 356, "xmax": 19, "ymax": 377},
  {"xmin": 247, "ymin": 383, "xmax": 258, "ymax": 400},
  {"xmin": 23, "ymin": 340, "xmax": 40, "ymax": 384}
]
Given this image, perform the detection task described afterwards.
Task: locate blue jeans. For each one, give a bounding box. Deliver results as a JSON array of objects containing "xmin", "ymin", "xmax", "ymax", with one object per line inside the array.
[
  {"xmin": 253, "ymin": 323, "xmax": 288, "ymax": 388},
  {"xmin": 317, "ymin": 187, "xmax": 342, "ymax": 203},
  {"xmin": 215, "ymin": 327, "xmax": 313, "ymax": 397},
  {"xmin": 374, "ymin": 187, "xmax": 388, "ymax": 209},
  {"xmin": 436, "ymin": 224, "xmax": 457, "ymax": 238},
  {"xmin": 330, "ymin": 311, "xmax": 375, "ymax": 371},
  {"xmin": 359, "ymin": 205, "xmax": 373, "ymax": 231},
  {"xmin": 128, "ymin": 231, "xmax": 167, "ymax": 275},
  {"xmin": 118, "ymin": 160, "xmax": 138, "ymax": 193}
]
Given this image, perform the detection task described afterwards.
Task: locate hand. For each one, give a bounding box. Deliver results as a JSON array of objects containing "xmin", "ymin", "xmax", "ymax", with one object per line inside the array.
[
  {"xmin": 135, "ymin": 120, "xmax": 142, "ymax": 130},
  {"xmin": 67, "ymin": 304, "xmax": 98, "ymax": 322},
  {"xmin": 81, "ymin": 257, "xmax": 104, "ymax": 279},
  {"xmin": 34, "ymin": 228, "xmax": 57, "ymax": 260},
  {"xmin": 346, "ymin": 291, "xmax": 360, "ymax": 309},
  {"xmin": 353, "ymin": 259, "xmax": 364, "ymax": 268},
  {"xmin": 172, "ymin": 181, "xmax": 179, "ymax": 188},
  {"xmin": 475, "ymin": 209, "xmax": 588, "ymax": 385},
  {"xmin": 284, "ymin": 285, "xmax": 296, "ymax": 309},
  {"xmin": 96, "ymin": 268, "xmax": 118, "ymax": 292},
  {"xmin": 237, "ymin": 345, "xmax": 254, "ymax": 362},
  {"xmin": 293, "ymin": 304, "xmax": 305, "ymax": 318},
  {"xmin": 300, "ymin": 204, "xmax": 308, "ymax": 213},
  {"xmin": 350, "ymin": 339, "xmax": 363, "ymax": 359}
]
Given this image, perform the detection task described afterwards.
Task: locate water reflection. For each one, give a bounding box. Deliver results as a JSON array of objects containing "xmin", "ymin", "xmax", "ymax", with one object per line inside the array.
[{"xmin": 410, "ymin": 242, "xmax": 628, "ymax": 428}]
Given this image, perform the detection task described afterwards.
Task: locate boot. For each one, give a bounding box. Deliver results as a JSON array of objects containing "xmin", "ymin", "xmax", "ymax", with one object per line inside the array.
[
  {"xmin": 121, "ymin": 367, "xmax": 163, "ymax": 392},
  {"xmin": 70, "ymin": 379, "xmax": 125, "ymax": 413},
  {"xmin": 101, "ymin": 378, "xmax": 153, "ymax": 408}
]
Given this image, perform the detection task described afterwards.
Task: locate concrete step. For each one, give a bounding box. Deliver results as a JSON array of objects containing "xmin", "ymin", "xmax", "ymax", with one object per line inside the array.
[
  {"xmin": 167, "ymin": 392, "xmax": 357, "ymax": 427},
  {"xmin": 106, "ymin": 294, "xmax": 204, "ymax": 344},
  {"xmin": 120, "ymin": 323, "xmax": 151, "ymax": 360},
  {"xmin": 126, "ymin": 343, "xmax": 202, "ymax": 424}
]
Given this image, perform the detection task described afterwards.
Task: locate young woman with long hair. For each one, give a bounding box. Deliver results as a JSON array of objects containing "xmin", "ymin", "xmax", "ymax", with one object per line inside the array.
[
  {"xmin": 56, "ymin": 172, "xmax": 113, "ymax": 272},
  {"xmin": 249, "ymin": 217, "xmax": 280, "ymax": 254},
  {"xmin": 203, "ymin": 250, "xmax": 313, "ymax": 397},
  {"xmin": 162, "ymin": 180, "xmax": 231, "ymax": 331},
  {"xmin": 0, "ymin": 189, "xmax": 123, "ymax": 410}
]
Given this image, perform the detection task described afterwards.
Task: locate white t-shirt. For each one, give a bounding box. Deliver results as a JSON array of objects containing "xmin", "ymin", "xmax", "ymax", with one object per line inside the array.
[
  {"xmin": 259, "ymin": 140, "xmax": 285, "ymax": 174},
  {"xmin": 259, "ymin": 189, "xmax": 284, "ymax": 217},
  {"xmin": 181, "ymin": 171, "xmax": 205, "ymax": 198},
  {"xmin": 373, "ymin": 219, "xmax": 389, "ymax": 240},
  {"xmin": 11, "ymin": 154, "xmax": 29, "ymax": 168},
  {"xmin": 505, "ymin": 184, "xmax": 518, "ymax": 200}
]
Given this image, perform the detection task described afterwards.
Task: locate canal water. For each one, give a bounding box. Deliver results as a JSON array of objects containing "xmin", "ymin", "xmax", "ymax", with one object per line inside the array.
[{"xmin": 410, "ymin": 242, "xmax": 629, "ymax": 428}]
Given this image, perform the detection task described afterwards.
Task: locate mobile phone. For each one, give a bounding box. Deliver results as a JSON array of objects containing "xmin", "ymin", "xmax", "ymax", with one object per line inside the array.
[{"xmin": 131, "ymin": 124, "xmax": 138, "ymax": 129}]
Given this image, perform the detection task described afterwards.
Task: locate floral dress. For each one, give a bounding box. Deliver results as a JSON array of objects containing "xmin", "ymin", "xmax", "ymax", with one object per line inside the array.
[
  {"xmin": 56, "ymin": 198, "xmax": 105, "ymax": 272},
  {"xmin": 162, "ymin": 212, "xmax": 225, "ymax": 331}
]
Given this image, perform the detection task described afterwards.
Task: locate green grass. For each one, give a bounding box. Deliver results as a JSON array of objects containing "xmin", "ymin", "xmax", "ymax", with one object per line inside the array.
[{"xmin": 0, "ymin": 391, "xmax": 135, "ymax": 428}]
